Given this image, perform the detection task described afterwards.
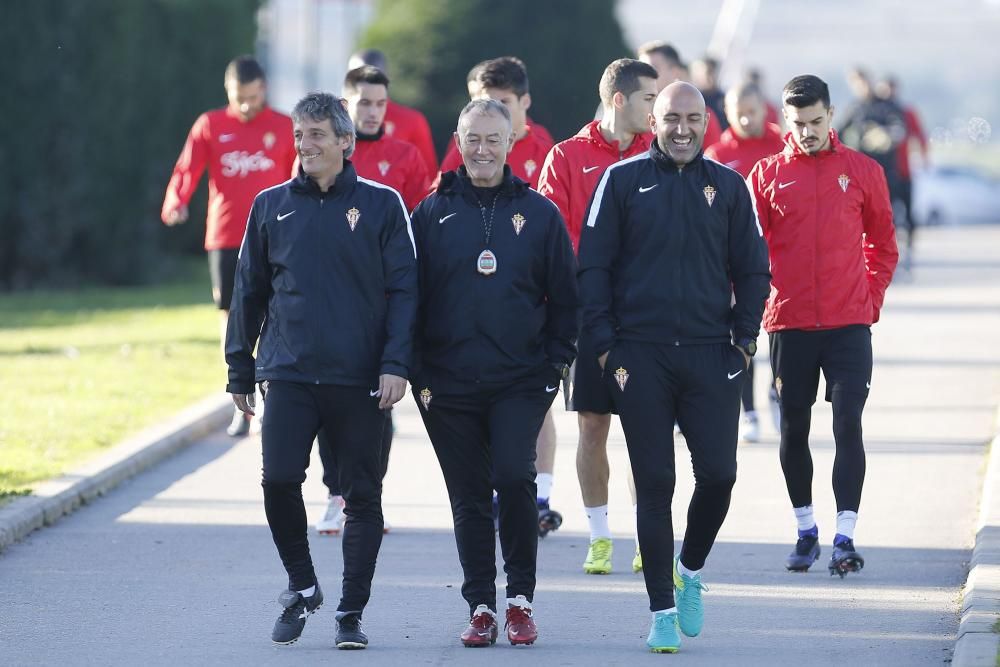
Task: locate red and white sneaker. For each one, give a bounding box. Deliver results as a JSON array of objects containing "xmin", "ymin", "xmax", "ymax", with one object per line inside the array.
[
  {"xmin": 316, "ymin": 495, "xmax": 346, "ymax": 535},
  {"xmin": 505, "ymin": 595, "xmax": 537, "ymax": 646},
  {"xmin": 460, "ymin": 604, "xmax": 498, "ymax": 647}
]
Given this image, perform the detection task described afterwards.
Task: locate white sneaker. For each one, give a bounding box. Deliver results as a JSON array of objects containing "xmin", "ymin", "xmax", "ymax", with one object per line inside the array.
[
  {"xmin": 739, "ymin": 411, "xmax": 760, "ymax": 443},
  {"xmin": 226, "ymin": 407, "xmax": 250, "ymax": 437},
  {"xmin": 317, "ymin": 495, "xmax": 346, "ymax": 535}
]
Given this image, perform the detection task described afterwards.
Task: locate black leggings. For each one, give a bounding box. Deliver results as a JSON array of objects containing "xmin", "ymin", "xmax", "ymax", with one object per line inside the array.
[{"xmin": 770, "ymin": 326, "xmax": 872, "ymax": 513}]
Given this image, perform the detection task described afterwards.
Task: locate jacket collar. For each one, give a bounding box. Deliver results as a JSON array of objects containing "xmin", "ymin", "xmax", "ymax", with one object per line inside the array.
[
  {"xmin": 290, "ymin": 160, "xmax": 359, "ymax": 197},
  {"xmin": 437, "ymin": 164, "xmax": 529, "ymax": 201},
  {"xmin": 782, "ymin": 129, "xmax": 845, "ymax": 157},
  {"xmin": 580, "ymin": 120, "xmax": 650, "ymax": 156}
]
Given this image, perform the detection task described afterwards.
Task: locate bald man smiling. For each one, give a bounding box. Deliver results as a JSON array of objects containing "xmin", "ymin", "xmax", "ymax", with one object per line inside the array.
[{"xmin": 578, "ymin": 82, "xmax": 771, "ymax": 653}]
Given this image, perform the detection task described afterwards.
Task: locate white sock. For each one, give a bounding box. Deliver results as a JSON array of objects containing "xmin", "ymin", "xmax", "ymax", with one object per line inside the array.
[
  {"xmin": 536, "ymin": 473, "xmax": 553, "ymax": 501},
  {"xmin": 836, "ymin": 510, "xmax": 858, "ymax": 539},
  {"xmin": 793, "ymin": 505, "xmax": 816, "ymax": 532},
  {"xmin": 633, "ymin": 504, "xmax": 640, "ymax": 548},
  {"xmin": 652, "ymin": 606, "xmax": 677, "ymax": 617},
  {"xmin": 677, "ymin": 559, "xmax": 701, "ymax": 578},
  {"xmin": 506, "ymin": 595, "xmax": 532, "ymax": 610},
  {"xmin": 298, "ymin": 585, "xmax": 316, "ymax": 597},
  {"xmin": 585, "ymin": 505, "xmax": 611, "ymax": 540}
]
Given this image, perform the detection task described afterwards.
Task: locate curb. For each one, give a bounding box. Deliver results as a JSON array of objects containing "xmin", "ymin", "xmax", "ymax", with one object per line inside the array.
[
  {"xmin": 954, "ymin": 403, "xmax": 1000, "ymax": 666},
  {"xmin": 0, "ymin": 394, "xmax": 231, "ymax": 554}
]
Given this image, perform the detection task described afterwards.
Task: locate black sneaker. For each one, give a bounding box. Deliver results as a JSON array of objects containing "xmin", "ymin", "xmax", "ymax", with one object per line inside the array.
[
  {"xmin": 335, "ymin": 611, "xmax": 368, "ymax": 649},
  {"xmin": 271, "ymin": 584, "xmax": 323, "ymax": 645},
  {"xmin": 829, "ymin": 539, "xmax": 865, "ymax": 578},
  {"xmin": 785, "ymin": 534, "xmax": 820, "ymax": 572}
]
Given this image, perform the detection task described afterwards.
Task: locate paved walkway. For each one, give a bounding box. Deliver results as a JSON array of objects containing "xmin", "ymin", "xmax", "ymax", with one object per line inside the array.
[{"xmin": 1, "ymin": 225, "xmax": 998, "ymax": 666}]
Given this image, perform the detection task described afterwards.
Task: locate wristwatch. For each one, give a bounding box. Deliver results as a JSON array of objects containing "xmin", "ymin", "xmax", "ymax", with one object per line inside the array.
[
  {"xmin": 551, "ymin": 362, "xmax": 570, "ymax": 380},
  {"xmin": 735, "ymin": 337, "xmax": 757, "ymax": 357}
]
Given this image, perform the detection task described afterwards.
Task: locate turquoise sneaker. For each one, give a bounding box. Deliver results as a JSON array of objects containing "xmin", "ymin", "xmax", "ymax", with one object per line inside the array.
[
  {"xmin": 646, "ymin": 611, "xmax": 681, "ymax": 653},
  {"xmin": 673, "ymin": 556, "xmax": 707, "ymax": 637}
]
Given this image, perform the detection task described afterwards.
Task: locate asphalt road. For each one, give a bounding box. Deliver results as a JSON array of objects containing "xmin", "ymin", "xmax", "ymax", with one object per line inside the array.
[{"xmin": 1, "ymin": 224, "xmax": 998, "ymax": 666}]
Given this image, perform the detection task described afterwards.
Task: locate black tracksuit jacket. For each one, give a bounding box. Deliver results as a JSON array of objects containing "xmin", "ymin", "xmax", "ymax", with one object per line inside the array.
[
  {"xmin": 578, "ymin": 140, "xmax": 770, "ymax": 356},
  {"xmin": 225, "ymin": 162, "xmax": 418, "ymax": 394},
  {"xmin": 411, "ymin": 166, "xmax": 578, "ymax": 390}
]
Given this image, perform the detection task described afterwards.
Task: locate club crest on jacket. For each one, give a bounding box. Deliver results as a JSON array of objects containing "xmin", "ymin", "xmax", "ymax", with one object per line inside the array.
[
  {"xmin": 346, "ymin": 207, "xmax": 361, "ymax": 231},
  {"xmin": 838, "ymin": 174, "xmax": 850, "ymax": 193},
  {"xmin": 703, "ymin": 185, "xmax": 716, "ymax": 207},
  {"xmin": 378, "ymin": 160, "xmax": 391, "ymax": 177},
  {"xmin": 512, "ymin": 213, "xmax": 526, "ymax": 235},
  {"xmin": 419, "ymin": 387, "xmax": 432, "ymax": 410},
  {"xmin": 524, "ymin": 159, "xmax": 537, "ymax": 179}
]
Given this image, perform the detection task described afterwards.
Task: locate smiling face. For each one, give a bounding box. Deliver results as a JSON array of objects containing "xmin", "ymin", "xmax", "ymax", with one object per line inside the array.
[
  {"xmin": 455, "ymin": 109, "xmax": 513, "ymax": 187},
  {"xmin": 784, "ymin": 101, "xmax": 834, "ymax": 154},
  {"xmin": 294, "ymin": 116, "xmax": 352, "ymax": 186},
  {"xmin": 651, "ymin": 82, "xmax": 707, "ymax": 165}
]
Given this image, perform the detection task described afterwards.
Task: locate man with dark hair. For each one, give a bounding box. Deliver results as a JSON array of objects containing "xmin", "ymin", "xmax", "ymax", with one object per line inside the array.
[
  {"xmin": 411, "ymin": 99, "xmax": 577, "ymax": 648},
  {"xmin": 637, "ymin": 43, "xmax": 723, "ymax": 155},
  {"xmin": 440, "ymin": 57, "xmax": 554, "ymax": 188},
  {"xmin": 579, "ymin": 81, "xmax": 770, "ymax": 653},
  {"xmin": 348, "ymin": 48, "xmax": 438, "ymax": 173},
  {"xmin": 226, "ymin": 91, "xmax": 417, "ymax": 649},
  {"xmin": 705, "ymin": 81, "xmax": 785, "ymax": 443},
  {"xmin": 748, "ymin": 74, "xmax": 898, "ymax": 577},
  {"xmin": 538, "ymin": 57, "xmax": 658, "ymax": 576},
  {"xmin": 342, "ymin": 66, "xmax": 430, "ymax": 210},
  {"xmin": 466, "ymin": 59, "xmax": 554, "ymax": 146},
  {"xmin": 161, "ymin": 55, "xmax": 296, "ymax": 437}
]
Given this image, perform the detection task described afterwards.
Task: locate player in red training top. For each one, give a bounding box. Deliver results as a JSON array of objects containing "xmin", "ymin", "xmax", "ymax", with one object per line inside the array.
[
  {"xmin": 636, "ymin": 41, "xmax": 722, "ymax": 147},
  {"xmin": 344, "ymin": 66, "xmax": 430, "ymax": 211},
  {"xmin": 705, "ymin": 81, "xmax": 785, "ymax": 445},
  {"xmin": 439, "ymin": 57, "xmax": 554, "ymax": 188},
  {"xmin": 349, "ymin": 48, "xmax": 438, "ymax": 175},
  {"xmin": 537, "ymin": 58, "xmax": 658, "ymax": 575},
  {"xmin": 161, "ymin": 55, "xmax": 296, "ymax": 437}
]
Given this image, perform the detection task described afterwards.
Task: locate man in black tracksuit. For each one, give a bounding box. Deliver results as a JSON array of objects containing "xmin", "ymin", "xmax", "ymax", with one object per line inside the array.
[
  {"xmin": 226, "ymin": 93, "xmax": 417, "ymax": 649},
  {"xmin": 410, "ymin": 99, "xmax": 577, "ymax": 648},
  {"xmin": 578, "ymin": 82, "xmax": 769, "ymax": 653}
]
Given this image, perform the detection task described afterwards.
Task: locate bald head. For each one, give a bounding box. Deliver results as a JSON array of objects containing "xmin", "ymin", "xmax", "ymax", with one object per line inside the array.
[{"xmin": 651, "ymin": 82, "xmax": 709, "ymax": 165}]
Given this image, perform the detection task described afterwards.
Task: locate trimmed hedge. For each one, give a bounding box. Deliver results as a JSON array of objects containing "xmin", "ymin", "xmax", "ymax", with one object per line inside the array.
[{"xmin": 1, "ymin": 0, "xmax": 260, "ymax": 289}]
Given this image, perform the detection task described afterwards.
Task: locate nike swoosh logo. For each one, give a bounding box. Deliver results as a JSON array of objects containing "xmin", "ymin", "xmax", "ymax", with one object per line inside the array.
[
  {"xmin": 639, "ymin": 184, "xmax": 658, "ymax": 193},
  {"xmin": 439, "ymin": 213, "xmax": 457, "ymax": 224},
  {"xmin": 277, "ymin": 211, "xmax": 295, "ymax": 221},
  {"xmin": 582, "ymin": 166, "xmax": 600, "ymax": 173},
  {"xmin": 369, "ymin": 390, "xmax": 381, "ymax": 397},
  {"xmin": 778, "ymin": 181, "xmax": 796, "ymax": 190},
  {"xmin": 219, "ymin": 133, "xmax": 235, "ymax": 142},
  {"xmin": 726, "ymin": 160, "xmax": 741, "ymax": 168},
  {"xmin": 727, "ymin": 370, "xmax": 743, "ymax": 380},
  {"xmin": 510, "ymin": 630, "xmax": 520, "ymax": 636},
  {"xmin": 545, "ymin": 385, "xmax": 557, "ymax": 393}
]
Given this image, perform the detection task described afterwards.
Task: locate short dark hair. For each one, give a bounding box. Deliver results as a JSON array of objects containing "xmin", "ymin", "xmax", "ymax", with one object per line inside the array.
[
  {"xmin": 350, "ymin": 48, "xmax": 387, "ymax": 72},
  {"xmin": 782, "ymin": 75, "xmax": 831, "ymax": 109},
  {"xmin": 637, "ymin": 41, "xmax": 682, "ymax": 67},
  {"xmin": 344, "ymin": 65, "xmax": 390, "ymax": 95},
  {"xmin": 475, "ymin": 57, "xmax": 530, "ymax": 97},
  {"xmin": 598, "ymin": 58, "xmax": 658, "ymax": 106},
  {"xmin": 224, "ymin": 55, "xmax": 265, "ymax": 85}
]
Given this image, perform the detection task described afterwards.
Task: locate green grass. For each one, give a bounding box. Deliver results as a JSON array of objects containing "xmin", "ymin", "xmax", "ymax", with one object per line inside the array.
[{"xmin": 0, "ymin": 259, "xmax": 226, "ymax": 498}]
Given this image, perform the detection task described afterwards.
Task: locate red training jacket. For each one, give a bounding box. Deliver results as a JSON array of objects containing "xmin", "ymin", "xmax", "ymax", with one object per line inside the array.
[
  {"xmin": 439, "ymin": 124, "xmax": 554, "ymax": 189},
  {"xmin": 161, "ymin": 106, "xmax": 296, "ymax": 250},
  {"xmin": 704, "ymin": 123, "xmax": 785, "ymax": 178},
  {"xmin": 384, "ymin": 100, "xmax": 438, "ymax": 175},
  {"xmin": 352, "ymin": 132, "xmax": 430, "ymax": 212},
  {"xmin": 897, "ymin": 105, "xmax": 928, "ymax": 180},
  {"xmin": 748, "ymin": 131, "xmax": 898, "ymax": 332},
  {"xmin": 537, "ymin": 120, "xmax": 651, "ymax": 251}
]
